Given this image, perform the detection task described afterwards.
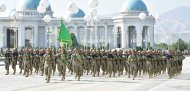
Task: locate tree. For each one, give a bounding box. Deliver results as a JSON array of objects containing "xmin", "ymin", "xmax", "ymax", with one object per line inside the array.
[
  {"xmin": 171, "ymin": 39, "xmax": 187, "ymax": 51},
  {"xmin": 156, "ymin": 43, "xmax": 168, "ymax": 50}
]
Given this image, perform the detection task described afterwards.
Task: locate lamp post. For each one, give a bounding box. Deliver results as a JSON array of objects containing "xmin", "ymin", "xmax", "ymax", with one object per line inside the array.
[
  {"xmin": 44, "ymin": 15, "xmax": 52, "ymax": 47},
  {"xmin": 84, "ymin": 0, "xmax": 100, "ymax": 49},
  {"xmin": 11, "ymin": 11, "xmax": 18, "ymax": 48}
]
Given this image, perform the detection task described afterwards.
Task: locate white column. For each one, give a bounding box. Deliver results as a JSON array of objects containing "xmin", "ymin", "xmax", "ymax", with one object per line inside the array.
[
  {"xmin": 105, "ymin": 25, "xmax": 108, "ymax": 49},
  {"xmin": 45, "ymin": 26, "xmax": 48, "ymax": 47},
  {"xmin": 74, "ymin": 26, "xmax": 78, "ymax": 37},
  {"xmin": 0, "ymin": 26, "xmax": 3, "ymax": 48},
  {"xmin": 113, "ymin": 27, "xmax": 117, "ymax": 48},
  {"xmin": 136, "ymin": 25, "xmax": 143, "ymax": 47},
  {"xmin": 121, "ymin": 26, "xmax": 126, "ymax": 48},
  {"xmin": 126, "ymin": 26, "xmax": 129, "ymax": 49},
  {"xmin": 3, "ymin": 27, "xmax": 6, "ymax": 47},
  {"xmin": 18, "ymin": 25, "xmax": 25, "ymax": 48},
  {"xmin": 95, "ymin": 26, "xmax": 98, "ymax": 48},
  {"xmin": 149, "ymin": 26, "xmax": 154, "ymax": 48},
  {"xmin": 34, "ymin": 26, "xmax": 38, "ymax": 47}
]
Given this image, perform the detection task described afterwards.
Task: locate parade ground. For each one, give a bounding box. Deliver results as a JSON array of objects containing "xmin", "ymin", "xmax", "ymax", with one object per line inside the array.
[{"xmin": 0, "ymin": 57, "xmax": 189, "ymax": 91}]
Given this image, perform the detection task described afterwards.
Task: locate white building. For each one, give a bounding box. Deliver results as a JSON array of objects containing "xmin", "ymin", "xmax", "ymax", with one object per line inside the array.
[{"xmin": 0, "ymin": 0, "xmax": 155, "ymax": 49}]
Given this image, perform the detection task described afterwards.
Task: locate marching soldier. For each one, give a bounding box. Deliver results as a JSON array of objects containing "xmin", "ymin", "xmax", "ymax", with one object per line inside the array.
[
  {"xmin": 84, "ymin": 50, "xmax": 91, "ymax": 75},
  {"xmin": 18, "ymin": 49, "xmax": 24, "ymax": 74},
  {"xmin": 91, "ymin": 50, "xmax": 98, "ymax": 77},
  {"xmin": 44, "ymin": 48, "xmax": 54, "ymax": 83},
  {"xmin": 39, "ymin": 49, "xmax": 45, "ymax": 76},
  {"xmin": 11, "ymin": 48, "xmax": 18, "ymax": 75},
  {"xmin": 107, "ymin": 50, "xmax": 113, "ymax": 77},
  {"xmin": 67, "ymin": 50, "xmax": 74, "ymax": 75},
  {"xmin": 23, "ymin": 48, "xmax": 33, "ymax": 77},
  {"xmin": 112, "ymin": 50, "xmax": 118, "ymax": 77},
  {"xmin": 136, "ymin": 51, "xmax": 143, "ymax": 76},
  {"xmin": 101, "ymin": 50, "xmax": 107, "ymax": 76},
  {"xmin": 128, "ymin": 50, "xmax": 138, "ymax": 80},
  {"xmin": 33, "ymin": 49, "xmax": 41, "ymax": 74},
  {"xmin": 4, "ymin": 48, "xmax": 11, "ymax": 75},
  {"xmin": 71, "ymin": 49, "xmax": 83, "ymax": 81},
  {"xmin": 56, "ymin": 48, "xmax": 67, "ymax": 80}
]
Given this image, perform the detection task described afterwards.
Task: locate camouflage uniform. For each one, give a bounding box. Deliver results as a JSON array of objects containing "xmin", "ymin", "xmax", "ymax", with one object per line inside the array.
[
  {"xmin": 107, "ymin": 50, "xmax": 113, "ymax": 77},
  {"xmin": 44, "ymin": 49, "xmax": 54, "ymax": 83},
  {"xmin": 23, "ymin": 49, "xmax": 33, "ymax": 77},
  {"xmin": 18, "ymin": 49, "xmax": 24, "ymax": 74},
  {"xmin": 57, "ymin": 48, "xmax": 67, "ymax": 80},
  {"xmin": 84, "ymin": 50, "xmax": 91, "ymax": 75},
  {"xmin": 11, "ymin": 49, "xmax": 18, "ymax": 74},
  {"xmin": 71, "ymin": 49, "xmax": 83, "ymax": 81},
  {"xmin": 39, "ymin": 49, "xmax": 45, "ymax": 76},
  {"xmin": 91, "ymin": 50, "xmax": 99, "ymax": 77},
  {"xmin": 4, "ymin": 48, "xmax": 11, "ymax": 75},
  {"xmin": 128, "ymin": 50, "xmax": 138, "ymax": 80},
  {"xmin": 101, "ymin": 50, "xmax": 107, "ymax": 76}
]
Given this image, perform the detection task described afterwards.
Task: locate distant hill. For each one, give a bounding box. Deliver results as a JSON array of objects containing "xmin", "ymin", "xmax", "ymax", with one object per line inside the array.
[{"xmin": 155, "ymin": 5, "xmax": 190, "ymax": 34}]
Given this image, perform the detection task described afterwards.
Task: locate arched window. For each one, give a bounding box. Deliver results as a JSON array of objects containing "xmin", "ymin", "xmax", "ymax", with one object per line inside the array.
[
  {"xmin": 25, "ymin": 27, "xmax": 34, "ymax": 47},
  {"xmin": 117, "ymin": 27, "xmax": 122, "ymax": 48},
  {"xmin": 128, "ymin": 26, "xmax": 136, "ymax": 48}
]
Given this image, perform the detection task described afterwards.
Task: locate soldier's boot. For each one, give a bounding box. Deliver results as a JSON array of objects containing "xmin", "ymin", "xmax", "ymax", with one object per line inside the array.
[
  {"xmin": 23, "ymin": 70, "xmax": 26, "ymax": 75},
  {"xmin": 93, "ymin": 73, "xmax": 95, "ymax": 77},
  {"xmin": 25, "ymin": 72, "xmax": 29, "ymax": 77},
  {"xmin": 5, "ymin": 70, "xmax": 9, "ymax": 75},
  {"xmin": 78, "ymin": 77, "xmax": 80, "ymax": 81},
  {"xmin": 113, "ymin": 72, "xmax": 116, "ymax": 77},
  {"xmin": 86, "ymin": 70, "xmax": 89, "ymax": 75},
  {"xmin": 30, "ymin": 68, "xmax": 33, "ymax": 75},
  {"xmin": 97, "ymin": 72, "xmax": 100, "ymax": 77},
  {"xmin": 19, "ymin": 69, "xmax": 22, "ymax": 74},
  {"xmin": 118, "ymin": 71, "xmax": 121, "ymax": 76},
  {"xmin": 13, "ymin": 69, "xmax": 16, "ymax": 75},
  {"xmin": 102, "ymin": 71, "xmax": 105, "ymax": 76},
  {"xmin": 109, "ymin": 72, "xmax": 112, "ymax": 78},
  {"xmin": 46, "ymin": 79, "xmax": 50, "ymax": 83},
  {"xmin": 61, "ymin": 76, "xmax": 65, "ymax": 81},
  {"xmin": 78, "ymin": 72, "xmax": 81, "ymax": 81}
]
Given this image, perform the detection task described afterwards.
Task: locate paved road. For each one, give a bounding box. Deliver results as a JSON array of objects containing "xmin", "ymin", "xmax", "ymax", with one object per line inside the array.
[{"xmin": 0, "ymin": 58, "xmax": 190, "ymax": 91}]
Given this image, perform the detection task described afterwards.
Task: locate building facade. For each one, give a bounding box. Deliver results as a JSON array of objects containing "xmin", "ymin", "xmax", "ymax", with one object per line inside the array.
[{"xmin": 0, "ymin": 0, "xmax": 155, "ymax": 49}]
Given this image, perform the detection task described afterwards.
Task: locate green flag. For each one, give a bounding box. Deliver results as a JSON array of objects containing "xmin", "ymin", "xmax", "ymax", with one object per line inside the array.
[{"xmin": 58, "ymin": 20, "xmax": 72, "ymax": 45}]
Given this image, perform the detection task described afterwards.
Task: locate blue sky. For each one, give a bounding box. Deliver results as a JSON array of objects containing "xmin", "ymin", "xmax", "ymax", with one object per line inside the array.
[{"xmin": 0, "ymin": 0, "xmax": 190, "ymax": 17}]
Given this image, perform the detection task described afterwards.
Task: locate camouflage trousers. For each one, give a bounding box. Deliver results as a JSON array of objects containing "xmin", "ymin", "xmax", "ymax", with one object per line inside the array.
[
  {"xmin": 18, "ymin": 60, "xmax": 24, "ymax": 74},
  {"xmin": 44, "ymin": 63, "xmax": 53, "ymax": 83},
  {"xmin": 57, "ymin": 61, "xmax": 67, "ymax": 80},
  {"xmin": 23, "ymin": 61, "xmax": 33, "ymax": 77},
  {"xmin": 4, "ymin": 59, "xmax": 11, "ymax": 75},
  {"xmin": 129, "ymin": 61, "xmax": 138, "ymax": 80},
  {"xmin": 107, "ymin": 59, "xmax": 113, "ymax": 77},
  {"xmin": 73, "ymin": 63, "xmax": 83, "ymax": 81}
]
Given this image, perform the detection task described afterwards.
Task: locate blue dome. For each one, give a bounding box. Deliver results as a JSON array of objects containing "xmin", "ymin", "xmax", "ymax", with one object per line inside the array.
[
  {"xmin": 70, "ymin": 9, "xmax": 85, "ymax": 18},
  {"xmin": 121, "ymin": 0, "xmax": 148, "ymax": 12},
  {"xmin": 16, "ymin": 0, "xmax": 52, "ymax": 11}
]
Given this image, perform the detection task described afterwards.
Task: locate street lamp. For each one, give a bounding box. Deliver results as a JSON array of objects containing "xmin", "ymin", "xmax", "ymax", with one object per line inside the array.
[
  {"xmin": 84, "ymin": 0, "xmax": 100, "ymax": 49},
  {"xmin": 11, "ymin": 11, "xmax": 18, "ymax": 48},
  {"xmin": 44, "ymin": 15, "xmax": 52, "ymax": 47}
]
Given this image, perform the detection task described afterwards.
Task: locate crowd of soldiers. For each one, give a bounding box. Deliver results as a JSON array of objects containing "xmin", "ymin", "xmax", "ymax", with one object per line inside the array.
[{"xmin": 3, "ymin": 47, "xmax": 185, "ymax": 83}]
